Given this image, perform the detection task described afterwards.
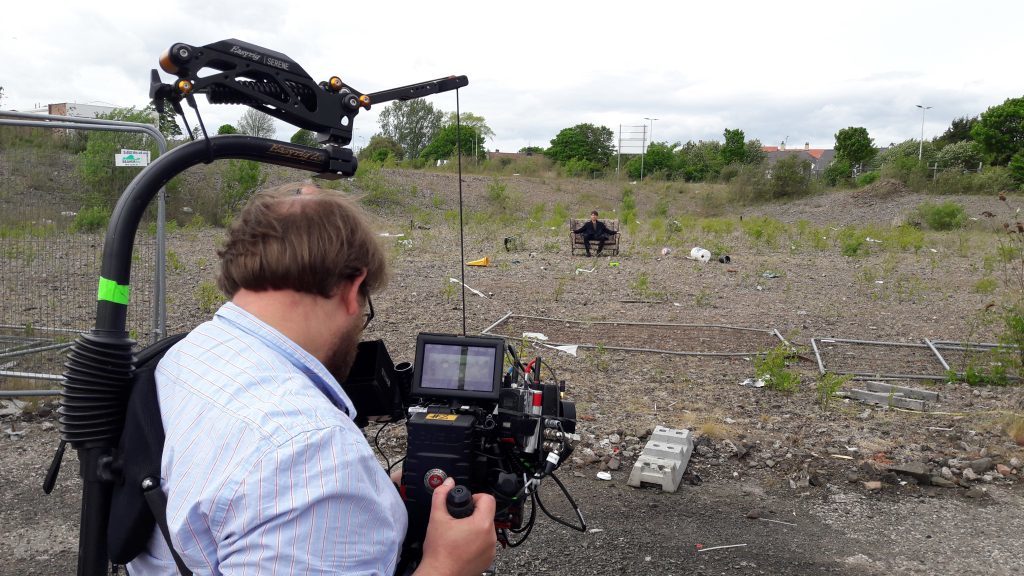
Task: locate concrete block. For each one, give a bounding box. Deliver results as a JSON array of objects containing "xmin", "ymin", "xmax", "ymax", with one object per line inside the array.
[
  {"xmin": 627, "ymin": 426, "xmax": 693, "ymax": 492},
  {"xmin": 848, "ymin": 389, "xmax": 928, "ymax": 411},
  {"xmin": 863, "ymin": 381, "xmax": 938, "ymax": 401}
]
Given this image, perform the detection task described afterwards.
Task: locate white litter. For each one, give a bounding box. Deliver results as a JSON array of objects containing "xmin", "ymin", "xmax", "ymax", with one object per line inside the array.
[
  {"xmin": 740, "ymin": 378, "xmax": 766, "ymax": 388},
  {"xmin": 575, "ymin": 267, "xmax": 596, "ymax": 275},
  {"xmin": 378, "ymin": 232, "xmax": 405, "ymax": 237},
  {"xmin": 522, "ymin": 332, "xmax": 549, "ymax": 341},
  {"xmin": 596, "ymin": 471, "xmax": 612, "ymax": 481},
  {"xmin": 448, "ymin": 278, "xmax": 488, "ymax": 298}
]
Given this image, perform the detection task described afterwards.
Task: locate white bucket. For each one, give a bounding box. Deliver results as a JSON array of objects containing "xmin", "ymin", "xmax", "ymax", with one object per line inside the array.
[{"xmin": 689, "ymin": 246, "xmax": 711, "ymax": 262}]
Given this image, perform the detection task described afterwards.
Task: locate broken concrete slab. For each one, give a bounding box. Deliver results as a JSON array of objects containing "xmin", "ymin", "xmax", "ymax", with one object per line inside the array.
[
  {"xmin": 863, "ymin": 381, "xmax": 939, "ymax": 402},
  {"xmin": 846, "ymin": 389, "xmax": 929, "ymax": 411},
  {"xmin": 888, "ymin": 462, "xmax": 931, "ymax": 482}
]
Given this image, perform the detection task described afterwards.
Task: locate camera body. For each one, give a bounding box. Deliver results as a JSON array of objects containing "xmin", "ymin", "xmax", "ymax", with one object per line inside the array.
[{"xmin": 345, "ymin": 332, "xmax": 578, "ymax": 570}]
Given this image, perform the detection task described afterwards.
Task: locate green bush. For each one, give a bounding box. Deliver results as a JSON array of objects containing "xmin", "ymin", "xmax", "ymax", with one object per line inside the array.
[
  {"xmin": 486, "ymin": 178, "xmax": 510, "ymax": 210},
  {"xmin": 741, "ymin": 216, "xmax": 785, "ymax": 247},
  {"xmin": 754, "ymin": 344, "xmax": 800, "ymax": 393},
  {"xmin": 700, "ymin": 217, "xmax": 735, "ymax": 235},
  {"xmin": 823, "ymin": 159, "xmax": 851, "ymax": 186},
  {"xmin": 71, "ymin": 206, "xmax": 110, "ymax": 233},
  {"xmin": 856, "ymin": 171, "xmax": 880, "ymax": 187},
  {"xmin": 915, "ymin": 201, "xmax": 967, "ymax": 230},
  {"xmin": 837, "ymin": 226, "xmax": 867, "ymax": 257}
]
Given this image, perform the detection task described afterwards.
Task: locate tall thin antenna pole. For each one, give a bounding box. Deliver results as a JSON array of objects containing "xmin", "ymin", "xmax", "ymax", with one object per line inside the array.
[{"xmin": 456, "ymin": 90, "xmax": 467, "ymax": 336}]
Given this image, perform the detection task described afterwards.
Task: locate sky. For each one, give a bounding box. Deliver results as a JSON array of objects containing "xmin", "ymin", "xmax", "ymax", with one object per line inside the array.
[{"xmin": 2, "ymin": 0, "xmax": 1021, "ymax": 154}]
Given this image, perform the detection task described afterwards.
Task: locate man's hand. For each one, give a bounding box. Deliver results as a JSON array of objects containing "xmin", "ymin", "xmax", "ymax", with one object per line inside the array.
[{"xmin": 415, "ymin": 478, "xmax": 496, "ymax": 576}]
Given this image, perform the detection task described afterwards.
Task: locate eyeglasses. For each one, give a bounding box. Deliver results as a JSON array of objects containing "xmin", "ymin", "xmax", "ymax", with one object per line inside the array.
[{"xmin": 362, "ymin": 292, "xmax": 374, "ymax": 330}]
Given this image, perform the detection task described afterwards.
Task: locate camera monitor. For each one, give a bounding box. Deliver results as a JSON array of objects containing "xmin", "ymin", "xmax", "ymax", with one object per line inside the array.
[{"xmin": 411, "ymin": 333, "xmax": 505, "ymax": 401}]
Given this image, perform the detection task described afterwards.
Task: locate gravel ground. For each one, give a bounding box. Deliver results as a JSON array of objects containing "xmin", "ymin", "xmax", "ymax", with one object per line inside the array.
[{"xmin": 2, "ymin": 170, "xmax": 1023, "ymax": 575}]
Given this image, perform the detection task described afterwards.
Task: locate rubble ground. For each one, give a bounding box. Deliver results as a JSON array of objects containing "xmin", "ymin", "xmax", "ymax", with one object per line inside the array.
[{"xmin": 2, "ymin": 170, "xmax": 1023, "ymax": 575}]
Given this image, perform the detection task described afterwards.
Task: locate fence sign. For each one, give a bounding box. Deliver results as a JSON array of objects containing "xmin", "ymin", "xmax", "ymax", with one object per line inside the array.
[{"xmin": 115, "ymin": 149, "xmax": 150, "ymax": 167}]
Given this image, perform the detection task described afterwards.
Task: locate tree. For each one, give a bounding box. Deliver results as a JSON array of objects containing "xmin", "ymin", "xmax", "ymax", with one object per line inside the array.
[
  {"xmin": 935, "ymin": 140, "xmax": 983, "ymax": 171},
  {"xmin": 217, "ymin": 124, "xmax": 238, "ymax": 135},
  {"xmin": 358, "ymin": 134, "xmax": 404, "ymax": 162},
  {"xmin": 768, "ymin": 156, "xmax": 812, "ymax": 198},
  {"xmin": 446, "ymin": 111, "xmax": 495, "ymax": 141},
  {"xmin": 935, "ymin": 115, "xmax": 977, "ymax": 148},
  {"xmin": 971, "ymin": 97, "xmax": 1024, "ymax": 165},
  {"xmin": 721, "ymin": 128, "xmax": 746, "ymax": 165},
  {"xmin": 290, "ymin": 128, "xmax": 318, "ymax": 148},
  {"xmin": 77, "ymin": 107, "xmax": 162, "ymax": 207},
  {"xmin": 676, "ymin": 140, "xmax": 724, "ymax": 181},
  {"xmin": 420, "ymin": 125, "xmax": 485, "ymax": 161},
  {"xmin": 157, "ymin": 106, "xmax": 182, "ymax": 138},
  {"xmin": 378, "ymin": 99, "xmax": 445, "ymax": 159},
  {"xmin": 519, "ymin": 146, "xmax": 545, "ymax": 155},
  {"xmin": 834, "ymin": 127, "xmax": 876, "ymax": 166},
  {"xmin": 544, "ymin": 123, "xmax": 615, "ymax": 166},
  {"xmin": 237, "ymin": 109, "xmax": 276, "ymax": 139},
  {"xmin": 625, "ymin": 141, "xmax": 676, "ymax": 179},
  {"xmin": 744, "ymin": 139, "xmax": 765, "ymax": 165}
]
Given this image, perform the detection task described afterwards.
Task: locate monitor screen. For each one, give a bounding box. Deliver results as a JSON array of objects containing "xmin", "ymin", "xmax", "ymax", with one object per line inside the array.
[{"xmin": 412, "ymin": 333, "xmax": 504, "ymax": 401}]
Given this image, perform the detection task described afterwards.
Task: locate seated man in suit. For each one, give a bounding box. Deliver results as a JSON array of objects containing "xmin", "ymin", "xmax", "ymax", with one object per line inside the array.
[{"xmin": 573, "ymin": 210, "xmax": 618, "ymax": 256}]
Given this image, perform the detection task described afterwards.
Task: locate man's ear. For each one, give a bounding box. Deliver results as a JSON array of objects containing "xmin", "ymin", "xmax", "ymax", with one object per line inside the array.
[{"xmin": 338, "ymin": 269, "xmax": 368, "ymax": 317}]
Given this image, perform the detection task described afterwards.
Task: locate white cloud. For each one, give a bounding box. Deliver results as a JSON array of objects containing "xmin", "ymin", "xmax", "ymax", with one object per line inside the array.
[{"xmin": 2, "ymin": 0, "xmax": 1021, "ymax": 152}]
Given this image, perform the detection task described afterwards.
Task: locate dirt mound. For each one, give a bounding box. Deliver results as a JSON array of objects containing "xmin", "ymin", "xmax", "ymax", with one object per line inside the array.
[{"xmin": 853, "ymin": 178, "xmax": 911, "ymax": 199}]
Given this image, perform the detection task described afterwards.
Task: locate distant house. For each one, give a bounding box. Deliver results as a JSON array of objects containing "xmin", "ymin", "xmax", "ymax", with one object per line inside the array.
[
  {"xmin": 24, "ymin": 102, "xmax": 120, "ymax": 119},
  {"xmin": 762, "ymin": 142, "xmax": 835, "ymax": 175}
]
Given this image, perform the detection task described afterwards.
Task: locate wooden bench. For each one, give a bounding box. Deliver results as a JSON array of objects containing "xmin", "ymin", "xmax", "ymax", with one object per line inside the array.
[{"xmin": 569, "ymin": 218, "xmax": 620, "ymax": 256}]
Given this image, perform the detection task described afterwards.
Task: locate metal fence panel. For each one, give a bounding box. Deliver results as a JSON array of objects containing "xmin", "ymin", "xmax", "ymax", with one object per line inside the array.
[{"xmin": 0, "ymin": 124, "xmax": 159, "ymax": 394}]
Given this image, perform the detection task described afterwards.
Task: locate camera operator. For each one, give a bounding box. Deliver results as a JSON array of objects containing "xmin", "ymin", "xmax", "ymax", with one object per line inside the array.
[{"xmin": 129, "ymin": 182, "xmax": 496, "ymax": 575}]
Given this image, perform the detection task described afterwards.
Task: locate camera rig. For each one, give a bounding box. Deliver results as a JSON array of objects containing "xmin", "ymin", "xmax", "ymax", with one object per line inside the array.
[
  {"xmin": 49, "ymin": 38, "xmax": 581, "ymax": 576},
  {"xmin": 349, "ymin": 334, "xmax": 585, "ymax": 574}
]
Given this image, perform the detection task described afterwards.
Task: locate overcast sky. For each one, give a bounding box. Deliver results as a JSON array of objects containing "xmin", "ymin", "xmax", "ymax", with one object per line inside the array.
[{"xmin": 2, "ymin": 0, "xmax": 1021, "ymax": 153}]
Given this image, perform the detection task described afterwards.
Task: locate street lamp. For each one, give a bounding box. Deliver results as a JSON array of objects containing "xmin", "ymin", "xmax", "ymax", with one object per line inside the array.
[
  {"xmin": 916, "ymin": 104, "xmax": 932, "ymax": 162},
  {"xmin": 641, "ymin": 117, "xmax": 658, "ymax": 182}
]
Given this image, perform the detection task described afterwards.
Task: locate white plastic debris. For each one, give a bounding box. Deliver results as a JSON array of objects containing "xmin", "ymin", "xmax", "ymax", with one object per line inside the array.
[
  {"xmin": 740, "ymin": 378, "xmax": 766, "ymax": 388},
  {"xmin": 596, "ymin": 471, "xmax": 612, "ymax": 481}
]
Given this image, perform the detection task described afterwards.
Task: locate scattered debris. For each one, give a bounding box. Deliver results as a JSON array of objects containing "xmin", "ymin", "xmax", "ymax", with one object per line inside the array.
[
  {"xmin": 688, "ymin": 247, "xmax": 711, "ymax": 262},
  {"xmin": 863, "ymin": 480, "xmax": 882, "ymax": 491},
  {"xmin": 448, "ymin": 278, "xmax": 489, "ymax": 298},
  {"xmin": 697, "ymin": 543, "xmax": 748, "ymax": 553},
  {"xmin": 740, "ymin": 378, "xmax": 766, "ymax": 388},
  {"xmin": 466, "ymin": 256, "xmax": 490, "ymax": 267},
  {"xmin": 596, "ymin": 471, "xmax": 612, "ymax": 481},
  {"xmin": 761, "ymin": 271, "xmax": 780, "ymax": 279},
  {"xmin": 574, "ymin": 267, "xmax": 596, "ymax": 275},
  {"xmin": 717, "ymin": 255, "xmax": 731, "ymax": 264},
  {"xmin": 660, "ymin": 247, "xmax": 672, "ymax": 256},
  {"xmin": 4, "ymin": 426, "xmax": 26, "ymax": 440},
  {"xmin": 378, "ymin": 232, "xmax": 405, "ymax": 237},
  {"xmin": 522, "ymin": 332, "xmax": 548, "ymax": 341},
  {"xmin": 760, "ymin": 518, "xmax": 796, "ymax": 527}
]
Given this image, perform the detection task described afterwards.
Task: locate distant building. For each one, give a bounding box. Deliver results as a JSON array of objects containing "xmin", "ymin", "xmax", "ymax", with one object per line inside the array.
[
  {"xmin": 762, "ymin": 142, "xmax": 835, "ymax": 175},
  {"xmin": 24, "ymin": 102, "xmax": 120, "ymax": 119}
]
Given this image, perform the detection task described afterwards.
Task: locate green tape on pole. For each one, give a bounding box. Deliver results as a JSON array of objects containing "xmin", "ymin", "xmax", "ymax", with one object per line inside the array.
[{"xmin": 97, "ymin": 277, "xmax": 130, "ymax": 305}]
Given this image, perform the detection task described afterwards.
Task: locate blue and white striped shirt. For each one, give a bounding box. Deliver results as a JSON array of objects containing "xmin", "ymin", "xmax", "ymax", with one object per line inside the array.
[{"xmin": 129, "ymin": 302, "xmax": 407, "ymax": 575}]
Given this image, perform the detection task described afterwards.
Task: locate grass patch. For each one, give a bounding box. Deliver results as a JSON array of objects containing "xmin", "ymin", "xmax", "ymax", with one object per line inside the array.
[
  {"xmin": 195, "ymin": 281, "xmax": 226, "ymax": 314},
  {"xmin": 973, "ymin": 277, "xmax": 999, "ymax": 294},
  {"xmin": 915, "ymin": 201, "xmax": 967, "ymax": 231},
  {"xmin": 741, "ymin": 216, "xmax": 785, "ymax": 247},
  {"xmin": 816, "ymin": 373, "xmax": 851, "ymax": 409}
]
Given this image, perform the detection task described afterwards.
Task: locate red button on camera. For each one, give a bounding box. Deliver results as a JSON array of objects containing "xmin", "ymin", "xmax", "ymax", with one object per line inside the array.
[{"xmin": 424, "ymin": 468, "xmax": 448, "ymax": 492}]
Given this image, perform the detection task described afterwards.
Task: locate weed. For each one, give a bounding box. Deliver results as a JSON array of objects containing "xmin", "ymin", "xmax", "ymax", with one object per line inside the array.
[
  {"xmin": 195, "ymin": 281, "xmax": 226, "ymax": 314},
  {"xmin": 591, "ymin": 343, "xmax": 610, "ymax": 372},
  {"xmin": 694, "ymin": 288, "xmax": 713, "ymax": 307},
  {"xmin": 741, "ymin": 216, "xmax": 785, "ymax": 247},
  {"xmin": 441, "ymin": 279, "xmax": 457, "ymax": 304},
  {"xmin": 973, "ymin": 277, "xmax": 999, "ymax": 294},
  {"xmin": 700, "ymin": 217, "xmax": 735, "ymax": 235},
  {"xmin": 486, "ymin": 177, "xmax": 510, "ymax": 210},
  {"xmin": 166, "ymin": 249, "xmax": 182, "ymax": 272},
  {"xmin": 431, "ymin": 193, "xmax": 444, "ymax": 209},
  {"xmin": 915, "ymin": 201, "xmax": 967, "ymax": 231},
  {"xmin": 553, "ymin": 277, "xmax": 567, "ymax": 302},
  {"xmin": 837, "ymin": 226, "xmax": 867, "ymax": 257},
  {"xmin": 754, "ymin": 344, "xmax": 801, "ymax": 393},
  {"xmin": 71, "ymin": 206, "xmax": 109, "ymax": 233},
  {"xmin": 1005, "ymin": 414, "xmax": 1024, "ymax": 446},
  {"xmin": 816, "ymin": 373, "xmax": 851, "ymax": 409}
]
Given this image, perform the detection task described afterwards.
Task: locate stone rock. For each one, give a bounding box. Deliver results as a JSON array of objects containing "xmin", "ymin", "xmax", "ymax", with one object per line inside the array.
[
  {"xmin": 696, "ymin": 445, "xmax": 715, "ymax": 458},
  {"xmin": 581, "ymin": 448, "xmax": 600, "ymax": 464},
  {"xmin": 765, "ymin": 459, "xmax": 776, "ymax": 468},
  {"xmin": 846, "ymin": 473, "xmax": 861, "ymax": 483},
  {"xmin": 981, "ymin": 474, "xmax": 994, "ymax": 483},
  {"xmin": 40, "ymin": 421, "xmax": 55, "ymax": 431},
  {"xmin": 964, "ymin": 488, "xmax": 987, "ymax": 499},
  {"xmin": 0, "ymin": 399, "xmax": 27, "ymax": 418},
  {"xmin": 809, "ymin": 474, "xmax": 825, "ymax": 487},
  {"xmin": 624, "ymin": 436, "xmax": 640, "ymax": 446},
  {"xmin": 863, "ymin": 480, "xmax": 882, "ymax": 491},
  {"xmin": 745, "ymin": 510, "xmax": 761, "ymax": 519},
  {"xmin": 940, "ymin": 467, "xmax": 953, "ymax": 480},
  {"xmin": 929, "ymin": 476, "xmax": 957, "ymax": 488},
  {"xmin": 996, "ymin": 464, "xmax": 1012, "ymax": 477},
  {"xmin": 607, "ymin": 456, "xmax": 621, "ymax": 471},
  {"xmin": 961, "ymin": 468, "xmax": 979, "ymax": 481},
  {"xmin": 1010, "ymin": 457, "xmax": 1021, "ymax": 469},
  {"xmin": 858, "ymin": 409, "xmax": 872, "ymax": 420},
  {"xmin": 608, "ymin": 433, "xmax": 621, "ymax": 444},
  {"xmin": 719, "ymin": 440, "xmax": 738, "ymax": 458},
  {"xmin": 622, "ymin": 450, "xmax": 634, "ymax": 459},
  {"xmin": 880, "ymin": 472, "xmax": 900, "ymax": 485},
  {"xmin": 970, "ymin": 458, "xmax": 993, "ymax": 474},
  {"xmin": 889, "ymin": 462, "xmax": 931, "ymax": 481}
]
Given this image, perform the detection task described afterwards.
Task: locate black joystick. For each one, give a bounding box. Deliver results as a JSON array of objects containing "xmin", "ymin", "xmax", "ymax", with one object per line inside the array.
[{"xmin": 445, "ymin": 485, "xmax": 474, "ymax": 519}]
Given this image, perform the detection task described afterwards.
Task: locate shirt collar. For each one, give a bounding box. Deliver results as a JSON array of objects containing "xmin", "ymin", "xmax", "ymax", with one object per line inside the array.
[{"xmin": 214, "ymin": 301, "xmax": 358, "ymax": 418}]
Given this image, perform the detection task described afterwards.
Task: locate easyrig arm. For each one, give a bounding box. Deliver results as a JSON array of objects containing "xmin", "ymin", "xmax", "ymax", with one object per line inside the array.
[{"xmin": 150, "ymin": 38, "xmax": 467, "ymax": 152}]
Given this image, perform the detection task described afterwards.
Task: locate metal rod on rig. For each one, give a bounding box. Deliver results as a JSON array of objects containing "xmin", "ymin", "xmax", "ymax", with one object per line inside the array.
[{"xmin": 456, "ymin": 89, "xmax": 467, "ymax": 336}]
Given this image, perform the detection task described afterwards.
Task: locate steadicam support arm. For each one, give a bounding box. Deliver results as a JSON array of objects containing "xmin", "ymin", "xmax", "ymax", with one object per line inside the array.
[{"xmin": 54, "ymin": 38, "xmax": 467, "ymax": 576}]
